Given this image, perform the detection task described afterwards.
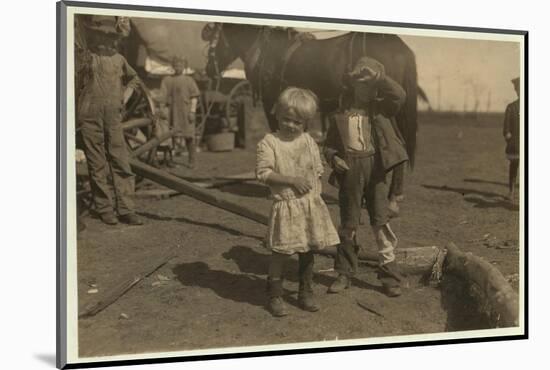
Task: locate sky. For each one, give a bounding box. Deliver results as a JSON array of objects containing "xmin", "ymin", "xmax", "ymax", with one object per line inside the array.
[{"xmin": 400, "ymin": 34, "xmax": 521, "ymax": 112}]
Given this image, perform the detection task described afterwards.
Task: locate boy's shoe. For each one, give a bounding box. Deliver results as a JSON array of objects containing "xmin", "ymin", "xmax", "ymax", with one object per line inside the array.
[
  {"xmin": 328, "ymin": 274, "xmax": 350, "ymax": 294},
  {"xmin": 119, "ymin": 213, "xmax": 143, "ymax": 225},
  {"xmin": 99, "ymin": 212, "xmax": 118, "ymax": 225},
  {"xmin": 269, "ymin": 297, "xmax": 289, "ymax": 317},
  {"xmin": 298, "ymin": 293, "xmax": 320, "ymax": 312},
  {"xmin": 378, "ymin": 261, "xmax": 403, "ymax": 297}
]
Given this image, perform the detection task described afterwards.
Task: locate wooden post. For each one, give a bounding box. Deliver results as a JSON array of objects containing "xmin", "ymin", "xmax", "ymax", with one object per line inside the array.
[{"xmin": 444, "ymin": 242, "xmax": 519, "ymax": 327}]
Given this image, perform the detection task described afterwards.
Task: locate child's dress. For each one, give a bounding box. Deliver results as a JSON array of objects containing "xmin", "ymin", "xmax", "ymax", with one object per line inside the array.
[{"xmin": 256, "ymin": 132, "xmax": 340, "ymax": 255}]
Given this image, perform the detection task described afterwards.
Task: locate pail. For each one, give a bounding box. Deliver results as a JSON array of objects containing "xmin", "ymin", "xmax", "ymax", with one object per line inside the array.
[{"xmin": 206, "ymin": 132, "xmax": 235, "ymax": 152}]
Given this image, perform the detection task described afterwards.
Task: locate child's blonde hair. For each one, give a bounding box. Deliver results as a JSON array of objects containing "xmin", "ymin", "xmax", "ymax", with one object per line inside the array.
[{"xmin": 274, "ymin": 87, "xmax": 319, "ymax": 125}]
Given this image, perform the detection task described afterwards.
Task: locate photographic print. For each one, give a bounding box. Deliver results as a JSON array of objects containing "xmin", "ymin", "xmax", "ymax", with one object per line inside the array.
[{"xmin": 57, "ymin": 1, "xmax": 527, "ymax": 368}]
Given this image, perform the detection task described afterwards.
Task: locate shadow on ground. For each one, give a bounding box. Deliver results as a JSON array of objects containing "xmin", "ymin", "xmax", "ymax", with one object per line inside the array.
[
  {"xmin": 172, "ymin": 261, "xmax": 269, "ymax": 307},
  {"xmin": 137, "ymin": 211, "xmax": 263, "ymax": 241},
  {"xmin": 463, "ymin": 178, "xmax": 508, "ymax": 187},
  {"xmin": 422, "ymin": 184, "xmax": 518, "ymax": 211},
  {"xmin": 221, "ymin": 245, "xmax": 385, "ymax": 294}
]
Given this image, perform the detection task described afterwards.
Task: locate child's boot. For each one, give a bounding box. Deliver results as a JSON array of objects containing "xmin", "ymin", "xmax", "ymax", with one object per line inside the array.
[
  {"xmin": 374, "ymin": 224, "xmax": 403, "ymax": 297},
  {"xmin": 267, "ymin": 278, "xmax": 288, "ymax": 317},
  {"xmin": 298, "ymin": 252, "xmax": 319, "ymax": 312}
]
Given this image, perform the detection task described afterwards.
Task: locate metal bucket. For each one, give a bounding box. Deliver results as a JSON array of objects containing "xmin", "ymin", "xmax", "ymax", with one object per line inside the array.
[{"xmin": 206, "ymin": 132, "xmax": 235, "ymax": 152}]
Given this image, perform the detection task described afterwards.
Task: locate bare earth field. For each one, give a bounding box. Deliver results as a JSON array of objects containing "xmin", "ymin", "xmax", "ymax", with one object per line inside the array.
[{"xmin": 76, "ymin": 110, "xmax": 521, "ymax": 358}]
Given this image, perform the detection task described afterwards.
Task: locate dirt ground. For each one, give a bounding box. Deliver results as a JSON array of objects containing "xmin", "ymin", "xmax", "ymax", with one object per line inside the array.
[{"xmin": 76, "ymin": 108, "xmax": 521, "ymax": 358}]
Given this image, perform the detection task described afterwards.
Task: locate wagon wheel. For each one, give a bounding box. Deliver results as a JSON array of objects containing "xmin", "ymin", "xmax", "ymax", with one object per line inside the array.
[
  {"xmin": 225, "ymin": 80, "xmax": 251, "ymax": 125},
  {"xmin": 195, "ymin": 94, "xmax": 208, "ymax": 145},
  {"xmin": 121, "ymin": 81, "xmax": 158, "ymax": 165}
]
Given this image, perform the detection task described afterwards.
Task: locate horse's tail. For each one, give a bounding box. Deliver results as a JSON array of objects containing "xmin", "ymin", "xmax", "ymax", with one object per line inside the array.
[{"xmin": 397, "ymin": 44, "xmax": 418, "ymax": 168}]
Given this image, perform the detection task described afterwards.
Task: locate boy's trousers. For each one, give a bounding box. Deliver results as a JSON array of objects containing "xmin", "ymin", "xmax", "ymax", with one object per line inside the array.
[
  {"xmin": 80, "ymin": 100, "xmax": 135, "ymax": 216},
  {"xmin": 334, "ymin": 153, "xmax": 392, "ymax": 276}
]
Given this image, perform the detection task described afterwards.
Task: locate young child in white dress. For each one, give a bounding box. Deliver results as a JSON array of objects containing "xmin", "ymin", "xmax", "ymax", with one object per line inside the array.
[{"xmin": 256, "ymin": 87, "xmax": 340, "ymax": 317}]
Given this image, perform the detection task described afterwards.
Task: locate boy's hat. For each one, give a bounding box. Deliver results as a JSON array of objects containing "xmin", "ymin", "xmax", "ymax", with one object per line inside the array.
[
  {"xmin": 85, "ymin": 15, "xmax": 120, "ymax": 35},
  {"xmin": 349, "ymin": 57, "xmax": 385, "ymax": 82}
]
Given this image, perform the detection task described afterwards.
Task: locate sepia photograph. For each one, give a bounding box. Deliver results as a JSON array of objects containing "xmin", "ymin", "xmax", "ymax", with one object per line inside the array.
[{"xmin": 57, "ymin": 1, "xmax": 526, "ymax": 367}]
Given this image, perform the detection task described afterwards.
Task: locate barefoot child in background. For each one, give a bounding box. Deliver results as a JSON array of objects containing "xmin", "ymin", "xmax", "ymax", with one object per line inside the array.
[
  {"xmin": 256, "ymin": 87, "xmax": 340, "ymax": 317},
  {"xmin": 160, "ymin": 57, "xmax": 200, "ymax": 168},
  {"xmin": 503, "ymin": 77, "xmax": 520, "ymax": 201}
]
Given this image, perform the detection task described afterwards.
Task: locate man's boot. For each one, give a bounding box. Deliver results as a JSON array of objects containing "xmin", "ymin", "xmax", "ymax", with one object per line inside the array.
[
  {"xmin": 267, "ymin": 278, "xmax": 288, "ymax": 317},
  {"xmin": 298, "ymin": 252, "xmax": 319, "ymax": 312}
]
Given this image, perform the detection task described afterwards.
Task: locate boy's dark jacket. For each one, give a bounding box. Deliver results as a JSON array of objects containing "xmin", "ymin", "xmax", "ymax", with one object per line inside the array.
[{"xmin": 324, "ymin": 75, "xmax": 409, "ymax": 175}]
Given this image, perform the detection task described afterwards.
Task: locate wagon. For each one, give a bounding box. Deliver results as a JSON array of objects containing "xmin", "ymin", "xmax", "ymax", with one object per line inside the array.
[
  {"xmin": 121, "ymin": 17, "xmax": 251, "ymax": 162},
  {"xmin": 75, "ymin": 15, "xmax": 252, "ymax": 170}
]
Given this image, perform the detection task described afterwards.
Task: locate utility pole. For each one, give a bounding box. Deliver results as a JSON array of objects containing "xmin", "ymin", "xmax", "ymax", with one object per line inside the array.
[
  {"xmin": 486, "ymin": 90, "xmax": 492, "ymax": 113},
  {"xmin": 437, "ymin": 75, "xmax": 441, "ymax": 111},
  {"xmin": 463, "ymin": 87, "xmax": 467, "ymax": 114}
]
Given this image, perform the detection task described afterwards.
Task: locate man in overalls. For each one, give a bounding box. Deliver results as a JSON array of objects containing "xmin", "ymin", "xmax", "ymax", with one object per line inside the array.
[{"xmin": 78, "ymin": 15, "xmax": 142, "ymax": 225}]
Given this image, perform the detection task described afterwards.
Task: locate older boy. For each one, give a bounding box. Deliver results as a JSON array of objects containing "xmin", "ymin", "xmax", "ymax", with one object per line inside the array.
[
  {"xmin": 78, "ymin": 15, "xmax": 142, "ymax": 225},
  {"xmin": 324, "ymin": 57, "xmax": 408, "ymax": 297}
]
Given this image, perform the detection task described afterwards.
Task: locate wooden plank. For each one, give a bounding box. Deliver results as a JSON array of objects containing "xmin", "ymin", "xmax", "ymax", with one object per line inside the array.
[{"xmin": 79, "ymin": 246, "xmax": 179, "ymax": 318}]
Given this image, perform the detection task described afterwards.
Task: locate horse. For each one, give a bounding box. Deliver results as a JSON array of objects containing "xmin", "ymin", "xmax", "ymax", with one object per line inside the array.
[{"xmin": 202, "ymin": 22, "xmax": 421, "ymax": 168}]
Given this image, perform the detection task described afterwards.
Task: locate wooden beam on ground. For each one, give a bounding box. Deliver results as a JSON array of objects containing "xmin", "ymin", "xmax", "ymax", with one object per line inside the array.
[
  {"xmin": 129, "ymin": 159, "xmax": 270, "ymax": 225},
  {"xmin": 317, "ymin": 245, "xmax": 440, "ymax": 273}
]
